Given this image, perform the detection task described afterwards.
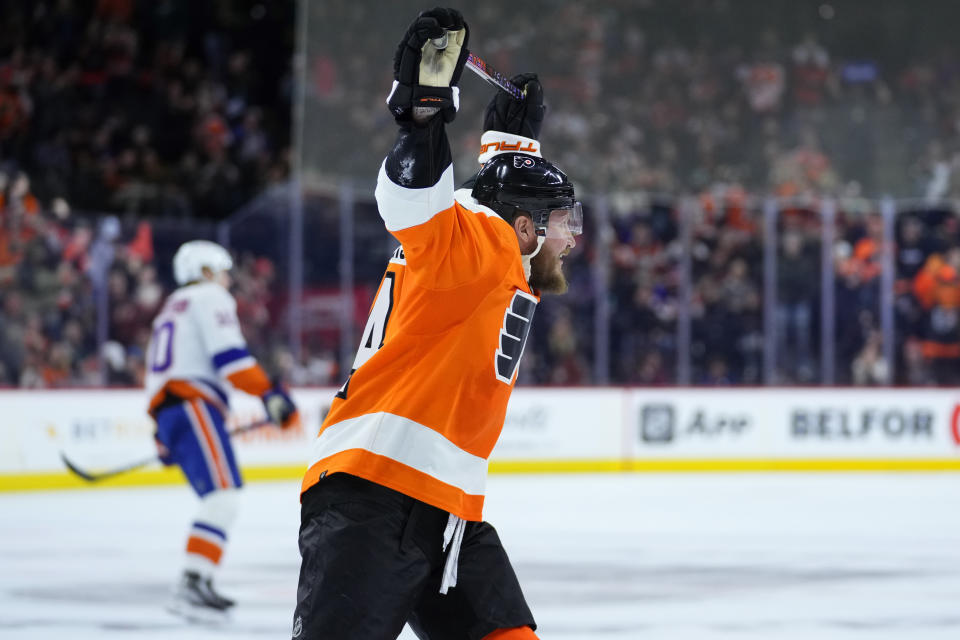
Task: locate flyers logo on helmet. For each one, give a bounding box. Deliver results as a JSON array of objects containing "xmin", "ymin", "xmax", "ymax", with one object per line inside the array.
[{"xmin": 513, "ymin": 156, "xmax": 536, "ymax": 169}]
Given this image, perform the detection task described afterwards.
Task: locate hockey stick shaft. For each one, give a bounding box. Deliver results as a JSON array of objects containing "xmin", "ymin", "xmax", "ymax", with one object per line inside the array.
[
  {"xmin": 61, "ymin": 452, "xmax": 156, "ymax": 482},
  {"xmin": 61, "ymin": 419, "xmax": 273, "ymax": 483},
  {"xmin": 465, "ymin": 52, "xmax": 524, "ymax": 101},
  {"xmin": 430, "ymin": 34, "xmax": 524, "ymax": 101}
]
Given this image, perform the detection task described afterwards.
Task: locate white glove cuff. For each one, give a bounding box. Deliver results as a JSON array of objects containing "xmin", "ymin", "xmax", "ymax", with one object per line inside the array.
[{"xmin": 477, "ymin": 131, "xmax": 542, "ymax": 165}]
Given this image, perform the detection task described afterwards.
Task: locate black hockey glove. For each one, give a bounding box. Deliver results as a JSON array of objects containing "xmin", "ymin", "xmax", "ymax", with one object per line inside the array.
[
  {"xmin": 482, "ymin": 73, "xmax": 546, "ymax": 139},
  {"xmin": 387, "ymin": 7, "xmax": 470, "ymax": 125},
  {"xmin": 261, "ymin": 382, "xmax": 299, "ymax": 430}
]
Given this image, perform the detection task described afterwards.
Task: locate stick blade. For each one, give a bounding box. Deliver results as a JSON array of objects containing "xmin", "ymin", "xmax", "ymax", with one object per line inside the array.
[
  {"xmin": 57, "ymin": 420, "xmax": 270, "ymax": 484},
  {"xmin": 60, "ymin": 452, "xmax": 100, "ymax": 482}
]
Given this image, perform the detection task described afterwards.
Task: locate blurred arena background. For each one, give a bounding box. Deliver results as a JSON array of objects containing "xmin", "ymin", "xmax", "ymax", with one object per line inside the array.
[
  {"xmin": 3, "ymin": 2, "xmax": 960, "ymax": 638},
  {"xmin": 5, "ymin": 0, "xmax": 960, "ymax": 390}
]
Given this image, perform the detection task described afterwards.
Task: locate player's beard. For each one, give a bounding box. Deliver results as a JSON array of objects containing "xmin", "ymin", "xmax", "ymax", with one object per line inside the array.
[{"xmin": 529, "ymin": 248, "xmax": 568, "ymax": 294}]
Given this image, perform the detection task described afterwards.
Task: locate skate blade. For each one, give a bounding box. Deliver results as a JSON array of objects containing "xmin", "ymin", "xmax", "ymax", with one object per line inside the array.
[{"xmin": 165, "ymin": 598, "xmax": 231, "ymax": 625}]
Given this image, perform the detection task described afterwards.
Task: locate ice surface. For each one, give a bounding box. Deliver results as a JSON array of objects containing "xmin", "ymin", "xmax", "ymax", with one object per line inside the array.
[{"xmin": 2, "ymin": 473, "xmax": 959, "ymax": 639}]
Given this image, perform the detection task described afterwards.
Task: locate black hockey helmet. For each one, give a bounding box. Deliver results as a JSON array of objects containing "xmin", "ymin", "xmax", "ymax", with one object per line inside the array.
[{"xmin": 471, "ymin": 153, "xmax": 582, "ymax": 237}]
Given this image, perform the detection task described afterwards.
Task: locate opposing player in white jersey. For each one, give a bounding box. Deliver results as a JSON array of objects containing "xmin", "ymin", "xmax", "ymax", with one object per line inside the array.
[{"xmin": 145, "ymin": 240, "xmax": 298, "ymax": 622}]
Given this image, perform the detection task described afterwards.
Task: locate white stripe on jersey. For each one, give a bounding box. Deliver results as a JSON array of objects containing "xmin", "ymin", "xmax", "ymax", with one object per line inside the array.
[
  {"xmin": 375, "ymin": 162, "xmax": 455, "ymax": 232},
  {"xmin": 308, "ymin": 411, "xmax": 488, "ymax": 496}
]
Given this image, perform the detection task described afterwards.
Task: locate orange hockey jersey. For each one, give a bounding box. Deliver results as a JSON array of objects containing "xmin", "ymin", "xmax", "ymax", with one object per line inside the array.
[{"xmin": 300, "ymin": 163, "xmax": 538, "ymax": 521}]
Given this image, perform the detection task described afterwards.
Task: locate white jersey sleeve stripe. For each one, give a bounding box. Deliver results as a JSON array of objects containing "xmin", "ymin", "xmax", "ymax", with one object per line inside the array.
[{"xmin": 375, "ymin": 161, "xmax": 455, "ymax": 232}]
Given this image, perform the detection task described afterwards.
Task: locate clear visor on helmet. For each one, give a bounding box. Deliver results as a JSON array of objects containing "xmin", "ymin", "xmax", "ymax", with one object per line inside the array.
[{"xmin": 540, "ymin": 202, "xmax": 583, "ymax": 239}]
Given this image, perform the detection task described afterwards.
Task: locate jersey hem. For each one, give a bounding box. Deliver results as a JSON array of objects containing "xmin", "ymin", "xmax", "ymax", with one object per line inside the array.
[{"xmin": 300, "ymin": 452, "xmax": 485, "ymax": 522}]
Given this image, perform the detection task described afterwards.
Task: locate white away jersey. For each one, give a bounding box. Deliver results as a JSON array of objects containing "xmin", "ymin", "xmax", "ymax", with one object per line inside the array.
[{"xmin": 145, "ymin": 281, "xmax": 266, "ymax": 415}]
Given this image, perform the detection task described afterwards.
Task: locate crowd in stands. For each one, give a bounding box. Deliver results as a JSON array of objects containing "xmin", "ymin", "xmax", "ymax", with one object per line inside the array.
[
  {"xmin": 7, "ymin": 175, "xmax": 960, "ymax": 388},
  {"xmin": 0, "ymin": 172, "xmax": 96, "ymax": 386},
  {"xmin": 0, "ymin": 0, "xmax": 292, "ymax": 219},
  {"xmin": 306, "ymin": 0, "xmax": 960, "ymax": 204},
  {"xmin": 0, "ymin": 177, "xmax": 333, "ymax": 387},
  {"xmin": 5, "ymin": 0, "xmax": 960, "ymax": 388}
]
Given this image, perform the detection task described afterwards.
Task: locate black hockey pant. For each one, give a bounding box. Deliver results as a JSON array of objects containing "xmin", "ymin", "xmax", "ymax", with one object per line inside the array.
[{"xmin": 292, "ymin": 472, "xmax": 536, "ymax": 640}]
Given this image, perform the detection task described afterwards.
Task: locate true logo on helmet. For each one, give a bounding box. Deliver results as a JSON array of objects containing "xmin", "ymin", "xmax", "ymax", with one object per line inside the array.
[{"xmin": 513, "ymin": 156, "xmax": 535, "ymax": 169}]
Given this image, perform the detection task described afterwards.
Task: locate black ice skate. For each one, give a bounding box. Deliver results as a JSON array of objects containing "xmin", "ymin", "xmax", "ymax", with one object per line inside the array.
[{"xmin": 166, "ymin": 570, "xmax": 235, "ymax": 623}]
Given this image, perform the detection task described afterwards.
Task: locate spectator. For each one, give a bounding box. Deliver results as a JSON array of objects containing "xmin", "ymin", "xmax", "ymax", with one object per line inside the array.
[
  {"xmin": 851, "ymin": 330, "xmax": 889, "ymax": 385},
  {"xmin": 912, "ymin": 247, "xmax": 960, "ymax": 384},
  {"xmin": 776, "ymin": 230, "xmax": 817, "ymax": 382},
  {"xmin": 737, "ymin": 30, "xmax": 786, "ymax": 114},
  {"xmin": 790, "ymin": 32, "xmax": 832, "ymax": 108}
]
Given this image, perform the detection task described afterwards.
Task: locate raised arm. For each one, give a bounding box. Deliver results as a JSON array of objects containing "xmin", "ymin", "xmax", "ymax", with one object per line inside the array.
[{"xmin": 376, "ymin": 8, "xmax": 469, "ymax": 233}]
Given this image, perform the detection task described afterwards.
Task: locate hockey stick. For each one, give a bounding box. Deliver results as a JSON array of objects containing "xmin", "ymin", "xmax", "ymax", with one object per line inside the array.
[
  {"xmin": 465, "ymin": 52, "xmax": 524, "ymax": 101},
  {"xmin": 60, "ymin": 418, "xmax": 273, "ymax": 483},
  {"xmin": 431, "ymin": 33, "xmax": 524, "ymax": 101}
]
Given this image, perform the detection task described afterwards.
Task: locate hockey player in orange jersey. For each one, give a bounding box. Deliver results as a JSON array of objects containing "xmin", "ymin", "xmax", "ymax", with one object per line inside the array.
[{"xmin": 291, "ymin": 8, "xmax": 581, "ymax": 640}]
